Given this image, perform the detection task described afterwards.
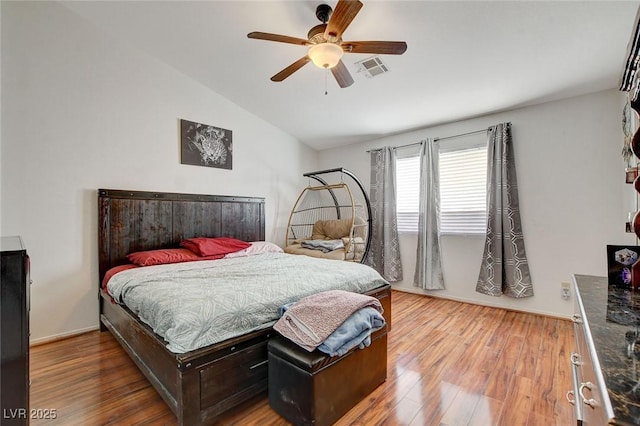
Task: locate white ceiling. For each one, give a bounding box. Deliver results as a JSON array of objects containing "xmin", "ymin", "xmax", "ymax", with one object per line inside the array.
[{"xmin": 60, "ymin": 0, "xmax": 640, "ymax": 150}]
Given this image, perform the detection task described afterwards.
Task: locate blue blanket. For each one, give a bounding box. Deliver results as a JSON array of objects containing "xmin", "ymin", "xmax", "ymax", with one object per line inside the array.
[{"xmin": 318, "ymin": 307, "xmax": 385, "ymax": 356}]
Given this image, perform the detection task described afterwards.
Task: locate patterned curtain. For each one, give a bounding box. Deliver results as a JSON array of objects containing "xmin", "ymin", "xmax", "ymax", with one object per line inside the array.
[
  {"xmin": 414, "ymin": 139, "xmax": 445, "ymax": 290},
  {"xmin": 476, "ymin": 123, "xmax": 533, "ymax": 298},
  {"xmin": 366, "ymin": 147, "xmax": 403, "ymax": 282}
]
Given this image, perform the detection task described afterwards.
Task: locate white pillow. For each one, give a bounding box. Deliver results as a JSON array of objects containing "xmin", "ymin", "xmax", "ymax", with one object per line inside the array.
[{"xmin": 224, "ymin": 241, "xmax": 283, "ymax": 258}]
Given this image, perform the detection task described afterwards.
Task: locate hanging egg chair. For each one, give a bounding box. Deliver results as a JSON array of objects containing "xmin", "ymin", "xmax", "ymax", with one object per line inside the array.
[{"xmin": 284, "ymin": 168, "xmax": 372, "ymax": 263}]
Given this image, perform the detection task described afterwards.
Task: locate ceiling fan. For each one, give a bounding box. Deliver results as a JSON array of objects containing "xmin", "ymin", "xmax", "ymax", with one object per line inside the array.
[{"xmin": 247, "ymin": 0, "xmax": 407, "ymax": 88}]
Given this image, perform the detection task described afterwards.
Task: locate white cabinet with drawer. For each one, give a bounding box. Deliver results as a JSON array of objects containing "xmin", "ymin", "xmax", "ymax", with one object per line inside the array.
[
  {"xmin": 569, "ymin": 275, "xmax": 640, "ymax": 425},
  {"xmin": 570, "ymin": 277, "xmax": 614, "ymax": 424}
]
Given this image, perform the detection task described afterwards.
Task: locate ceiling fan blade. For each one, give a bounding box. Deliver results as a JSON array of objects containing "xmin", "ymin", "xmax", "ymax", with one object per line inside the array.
[
  {"xmin": 331, "ymin": 60, "xmax": 354, "ymax": 88},
  {"xmin": 342, "ymin": 41, "xmax": 408, "ymax": 55},
  {"xmin": 271, "ymin": 56, "xmax": 311, "ymax": 82},
  {"xmin": 324, "ymin": 0, "xmax": 363, "ymax": 40},
  {"xmin": 248, "ymin": 32, "xmax": 310, "ymax": 46}
]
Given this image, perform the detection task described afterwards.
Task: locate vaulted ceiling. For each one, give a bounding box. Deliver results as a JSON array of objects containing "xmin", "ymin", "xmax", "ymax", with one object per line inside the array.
[{"xmin": 61, "ymin": 1, "xmax": 640, "ymax": 150}]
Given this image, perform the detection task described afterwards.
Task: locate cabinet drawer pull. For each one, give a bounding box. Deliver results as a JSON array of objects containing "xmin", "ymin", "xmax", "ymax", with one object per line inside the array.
[
  {"xmin": 570, "ymin": 352, "xmax": 582, "ymax": 366},
  {"xmin": 565, "ymin": 390, "xmax": 576, "ymax": 405},
  {"xmin": 249, "ymin": 359, "xmax": 268, "ymax": 370},
  {"xmin": 571, "ymin": 314, "xmax": 583, "ymax": 324},
  {"xmin": 579, "ymin": 382, "xmax": 598, "ymax": 408}
]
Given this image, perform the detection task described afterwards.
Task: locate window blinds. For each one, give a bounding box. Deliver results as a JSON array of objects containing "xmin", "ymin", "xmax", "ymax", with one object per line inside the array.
[{"xmin": 395, "ymin": 145, "xmax": 487, "ymax": 234}]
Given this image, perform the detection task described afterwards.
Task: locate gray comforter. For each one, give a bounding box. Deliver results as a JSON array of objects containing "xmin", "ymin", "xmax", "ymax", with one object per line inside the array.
[{"xmin": 107, "ymin": 253, "xmax": 388, "ymax": 353}]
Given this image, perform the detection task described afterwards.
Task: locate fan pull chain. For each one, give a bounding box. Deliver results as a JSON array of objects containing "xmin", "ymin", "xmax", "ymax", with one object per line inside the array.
[{"xmin": 324, "ymin": 69, "xmax": 329, "ymax": 95}]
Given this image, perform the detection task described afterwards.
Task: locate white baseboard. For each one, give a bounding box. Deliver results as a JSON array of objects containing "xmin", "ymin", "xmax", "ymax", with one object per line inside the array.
[
  {"xmin": 29, "ymin": 325, "xmax": 99, "ymax": 347},
  {"xmin": 391, "ymin": 287, "xmax": 571, "ymax": 321}
]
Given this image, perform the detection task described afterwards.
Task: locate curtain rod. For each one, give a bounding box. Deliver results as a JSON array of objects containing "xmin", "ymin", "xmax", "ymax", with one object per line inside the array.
[{"xmin": 365, "ymin": 125, "xmax": 500, "ymax": 153}]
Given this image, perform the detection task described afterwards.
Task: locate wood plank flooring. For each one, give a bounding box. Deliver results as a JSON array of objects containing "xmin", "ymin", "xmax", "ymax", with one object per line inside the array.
[{"xmin": 30, "ymin": 291, "xmax": 575, "ymax": 425}]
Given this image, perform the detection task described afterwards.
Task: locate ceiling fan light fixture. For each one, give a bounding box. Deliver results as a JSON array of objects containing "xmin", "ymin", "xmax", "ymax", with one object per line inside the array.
[{"xmin": 308, "ymin": 43, "xmax": 344, "ymax": 69}]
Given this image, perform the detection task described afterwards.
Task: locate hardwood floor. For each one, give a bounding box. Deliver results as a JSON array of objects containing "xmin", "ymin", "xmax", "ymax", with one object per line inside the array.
[{"xmin": 30, "ymin": 291, "xmax": 575, "ymax": 425}]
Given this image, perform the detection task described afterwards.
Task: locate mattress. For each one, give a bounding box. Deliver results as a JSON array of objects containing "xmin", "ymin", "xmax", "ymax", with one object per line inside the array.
[{"xmin": 106, "ymin": 252, "xmax": 388, "ymax": 353}]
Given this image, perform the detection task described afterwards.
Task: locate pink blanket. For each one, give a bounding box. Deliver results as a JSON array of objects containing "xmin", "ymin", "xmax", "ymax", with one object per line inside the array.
[{"xmin": 273, "ymin": 290, "xmax": 383, "ymax": 352}]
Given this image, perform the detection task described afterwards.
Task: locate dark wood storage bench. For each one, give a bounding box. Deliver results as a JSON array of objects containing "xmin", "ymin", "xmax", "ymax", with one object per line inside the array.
[{"xmin": 267, "ymin": 327, "xmax": 388, "ymax": 426}]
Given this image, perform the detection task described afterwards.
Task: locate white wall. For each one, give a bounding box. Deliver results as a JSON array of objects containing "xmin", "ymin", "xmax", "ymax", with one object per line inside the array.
[
  {"xmin": 1, "ymin": 2, "xmax": 317, "ymax": 343},
  {"xmin": 1, "ymin": 3, "xmax": 630, "ymax": 344},
  {"xmin": 319, "ymin": 89, "xmax": 631, "ymax": 318}
]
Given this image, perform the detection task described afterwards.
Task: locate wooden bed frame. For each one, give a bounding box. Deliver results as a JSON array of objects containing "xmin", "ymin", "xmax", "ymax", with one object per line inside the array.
[{"xmin": 97, "ymin": 189, "xmax": 392, "ymax": 425}]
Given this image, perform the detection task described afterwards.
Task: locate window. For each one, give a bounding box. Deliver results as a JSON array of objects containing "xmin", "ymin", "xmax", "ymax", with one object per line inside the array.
[
  {"xmin": 395, "ymin": 139, "xmax": 488, "ymax": 234},
  {"xmin": 396, "ymin": 155, "xmax": 420, "ymax": 232}
]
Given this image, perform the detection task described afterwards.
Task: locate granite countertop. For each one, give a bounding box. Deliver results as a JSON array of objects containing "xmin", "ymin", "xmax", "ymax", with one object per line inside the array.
[{"xmin": 575, "ymin": 274, "xmax": 640, "ymax": 425}]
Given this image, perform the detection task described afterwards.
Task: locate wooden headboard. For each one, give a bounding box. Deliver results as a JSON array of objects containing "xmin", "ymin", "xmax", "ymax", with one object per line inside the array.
[{"xmin": 98, "ymin": 189, "xmax": 265, "ymax": 284}]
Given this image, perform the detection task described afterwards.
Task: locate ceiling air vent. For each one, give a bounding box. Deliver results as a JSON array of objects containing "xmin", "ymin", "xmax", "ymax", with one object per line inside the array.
[{"xmin": 355, "ymin": 56, "xmax": 390, "ymax": 79}]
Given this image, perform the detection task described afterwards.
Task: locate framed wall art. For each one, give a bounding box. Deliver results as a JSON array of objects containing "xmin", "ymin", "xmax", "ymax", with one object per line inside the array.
[{"xmin": 180, "ymin": 119, "xmax": 232, "ymax": 170}]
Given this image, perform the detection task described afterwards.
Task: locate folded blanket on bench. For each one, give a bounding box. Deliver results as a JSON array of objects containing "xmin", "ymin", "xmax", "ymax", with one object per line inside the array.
[
  {"xmin": 300, "ymin": 239, "xmax": 345, "ymax": 253},
  {"xmin": 273, "ymin": 290, "xmax": 383, "ymax": 352},
  {"xmin": 278, "ymin": 303, "xmax": 385, "ymax": 356}
]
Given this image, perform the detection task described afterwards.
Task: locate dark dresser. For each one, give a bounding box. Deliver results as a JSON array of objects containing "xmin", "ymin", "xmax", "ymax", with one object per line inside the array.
[
  {"xmin": 571, "ymin": 274, "xmax": 640, "ymax": 425},
  {"xmin": 1, "ymin": 236, "xmax": 30, "ymax": 425}
]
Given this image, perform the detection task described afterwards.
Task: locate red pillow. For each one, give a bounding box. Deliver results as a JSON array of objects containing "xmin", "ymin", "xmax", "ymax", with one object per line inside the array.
[
  {"xmin": 127, "ymin": 248, "xmax": 223, "ymax": 266},
  {"xmin": 180, "ymin": 237, "xmax": 251, "ymax": 257}
]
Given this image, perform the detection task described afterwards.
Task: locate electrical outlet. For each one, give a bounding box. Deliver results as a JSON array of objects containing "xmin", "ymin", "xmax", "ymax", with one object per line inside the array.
[{"xmin": 561, "ymin": 282, "xmax": 571, "ymax": 300}]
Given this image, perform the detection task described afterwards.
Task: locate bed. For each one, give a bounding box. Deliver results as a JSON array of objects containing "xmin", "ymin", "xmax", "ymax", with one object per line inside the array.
[{"xmin": 97, "ymin": 189, "xmax": 392, "ymax": 425}]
